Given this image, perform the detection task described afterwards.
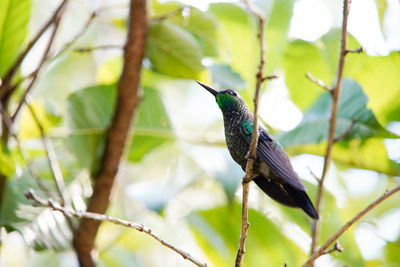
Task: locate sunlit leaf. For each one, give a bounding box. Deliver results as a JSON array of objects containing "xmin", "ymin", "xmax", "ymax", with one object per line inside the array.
[
  {"xmin": 286, "ymin": 139, "xmax": 400, "ymax": 176},
  {"xmin": 66, "ymin": 85, "xmax": 116, "ymax": 171},
  {"xmin": 264, "ymin": 0, "xmax": 295, "ymax": 74},
  {"xmin": 0, "ymin": 0, "xmax": 31, "ymax": 77},
  {"xmin": 128, "ymin": 87, "xmax": 174, "ymax": 162},
  {"xmin": 279, "ymin": 79, "xmax": 397, "ymax": 147},
  {"xmin": 209, "ymin": 64, "xmax": 246, "ymax": 90},
  {"xmin": 209, "ymin": 3, "xmax": 258, "ymax": 101},
  {"xmin": 146, "ymin": 21, "xmax": 204, "ymax": 79},
  {"xmin": 187, "ymin": 202, "xmax": 304, "ymax": 267},
  {"xmin": 321, "ymin": 29, "xmax": 400, "ymax": 124},
  {"xmin": 169, "ymin": 7, "xmax": 219, "ymax": 56},
  {"xmin": 283, "ymin": 39, "xmax": 334, "ymax": 110}
]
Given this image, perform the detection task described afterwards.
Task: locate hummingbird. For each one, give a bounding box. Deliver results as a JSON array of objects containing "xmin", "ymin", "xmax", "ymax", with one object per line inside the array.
[{"xmin": 197, "ymin": 81, "xmax": 318, "ymax": 219}]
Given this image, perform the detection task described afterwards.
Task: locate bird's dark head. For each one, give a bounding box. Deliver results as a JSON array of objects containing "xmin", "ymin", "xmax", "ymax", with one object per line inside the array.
[{"xmin": 196, "ymin": 81, "xmax": 247, "ymax": 113}]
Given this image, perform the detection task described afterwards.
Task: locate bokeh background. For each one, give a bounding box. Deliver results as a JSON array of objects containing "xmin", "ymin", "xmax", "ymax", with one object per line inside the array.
[{"xmin": 0, "ymin": 0, "xmax": 400, "ymax": 266}]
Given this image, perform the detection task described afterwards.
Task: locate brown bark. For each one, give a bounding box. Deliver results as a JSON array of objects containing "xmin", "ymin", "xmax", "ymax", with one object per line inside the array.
[{"xmin": 72, "ymin": 0, "xmax": 148, "ymax": 266}]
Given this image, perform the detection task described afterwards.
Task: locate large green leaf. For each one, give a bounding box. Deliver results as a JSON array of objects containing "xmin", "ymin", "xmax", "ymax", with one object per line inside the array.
[
  {"xmin": 169, "ymin": 6, "xmax": 219, "ymax": 57},
  {"xmin": 0, "ymin": 0, "xmax": 31, "ymax": 77},
  {"xmin": 209, "ymin": 64, "xmax": 246, "ymax": 90},
  {"xmin": 66, "ymin": 85, "xmax": 116, "ymax": 171},
  {"xmin": 320, "ymin": 30, "xmax": 400, "ymax": 124},
  {"xmin": 187, "ymin": 202, "xmax": 304, "ymax": 267},
  {"xmin": 264, "ymin": 0, "xmax": 295, "ymax": 74},
  {"xmin": 209, "ymin": 3, "xmax": 258, "ymax": 102},
  {"xmin": 283, "ymin": 39, "xmax": 334, "ymax": 110},
  {"xmin": 128, "ymin": 87, "xmax": 174, "ymax": 162},
  {"xmin": 146, "ymin": 21, "xmax": 204, "ymax": 79},
  {"xmin": 279, "ymin": 79, "xmax": 397, "ymax": 147}
]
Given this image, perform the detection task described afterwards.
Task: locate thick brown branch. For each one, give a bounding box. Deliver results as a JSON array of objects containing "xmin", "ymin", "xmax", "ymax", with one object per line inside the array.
[
  {"xmin": 310, "ymin": 0, "xmax": 351, "ymax": 256},
  {"xmin": 304, "ymin": 185, "xmax": 400, "ymax": 266},
  {"xmin": 25, "ymin": 190, "xmax": 207, "ymax": 267},
  {"xmin": 0, "ymin": 0, "xmax": 68, "ymax": 99},
  {"xmin": 72, "ymin": 0, "xmax": 148, "ymax": 266}
]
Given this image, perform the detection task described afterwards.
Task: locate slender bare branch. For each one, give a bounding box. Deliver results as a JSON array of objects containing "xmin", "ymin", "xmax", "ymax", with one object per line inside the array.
[
  {"xmin": 25, "ymin": 190, "xmax": 207, "ymax": 267},
  {"xmin": 304, "ymin": 184, "xmax": 400, "ymax": 266},
  {"xmin": 310, "ymin": 0, "xmax": 351, "ymax": 256},
  {"xmin": 333, "ymin": 118, "xmax": 357, "ymax": 143},
  {"xmin": 306, "ymin": 72, "xmax": 332, "ymax": 92},
  {"xmin": 0, "ymin": 105, "xmax": 50, "ymax": 196},
  {"xmin": 345, "ymin": 47, "xmax": 364, "ymax": 55},
  {"xmin": 235, "ymin": 1, "xmax": 273, "ymax": 266},
  {"xmin": 25, "ymin": 101, "xmax": 68, "ymax": 206},
  {"xmin": 321, "ymin": 241, "xmax": 343, "ymax": 256},
  {"xmin": 74, "ymin": 44, "xmax": 123, "ymax": 53},
  {"xmin": 11, "ymin": 9, "xmax": 65, "ymax": 122},
  {"xmin": 73, "ymin": 0, "xmax": 148, "ymax": 265},
  {"xmin": 0, "ymin": 0, "xmax": 68, "ymax": 99}
]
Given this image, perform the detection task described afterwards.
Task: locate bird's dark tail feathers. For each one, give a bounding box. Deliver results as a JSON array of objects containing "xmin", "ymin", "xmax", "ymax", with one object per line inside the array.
[{"xmin": 283, "ymin": 183, "xmax": 319, "ymax": 220}]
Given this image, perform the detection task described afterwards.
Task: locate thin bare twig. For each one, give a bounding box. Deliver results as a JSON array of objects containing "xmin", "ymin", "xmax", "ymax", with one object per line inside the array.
[
  {"xmin": 306, "ymin": 72, "xmax": 332, "ymax": 92},
  {"xmin": 0, "ymin": 105, "xmax": 50, "ymax": 196},
  {"xmin": 0, "ymin": 0, "xmax": 68, "ymax": 99},
  {"xmin": 310, "ymin": 0, "xmax": 351, "ymax": 256},
  {"xmin": 25, "ymin": 190, "xmax": 207, "ymax": 267},
  {"xmin": 345, "ymin": 47, "xmax": 364, "ymax": 55},
  {"xmin": 304, "ymin": 185, "xmax": 400, "ymax": 266},
  {"xmin": 74, "ymin": 44, "xmax": 123, "ymax": 53},
  {"xmin": 321, "ymin": 241, "xmax": 343, "ymax": 255},
  {"xmin": 11, "ymin": 7, "xmax": 66, "ymax": 122},
  {"xmin": 333, "ymin": 118, "xmax": 357, "ymax": 143},
  {"xmin": 235, "ymin": 1, "xmax": 271, "ymax": 266},
  {"xmin": 25, "ymin": 101, "xmax": 68, "ymax": 206},
  {"xmin": 52, "ymin": 11, "xmax": 97, "ymax": 60}
]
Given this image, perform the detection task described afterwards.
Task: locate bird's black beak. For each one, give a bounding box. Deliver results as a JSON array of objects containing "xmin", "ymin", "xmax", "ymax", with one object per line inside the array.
[{"xmin": 196, "ymin": 81, "xmax": 218, "ymax": 97}]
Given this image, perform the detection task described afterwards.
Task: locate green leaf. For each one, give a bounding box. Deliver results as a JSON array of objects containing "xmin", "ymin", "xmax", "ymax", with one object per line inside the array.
[
  {"xmin": 128, "ymin": 87, "xmax": 174, "ymax": 162},
  {"xmin": 279, "ymin": 79, "xmax": 397, "ymax": 147},
  {"xmin": 0, "ymin": 0, "xmax": 31, "ymax": 77},
  {"xmin": 209, "ymin": 64, "xmax": 246, "ymax": 90},
  {"xmin": 170, "ymin": 7, "xmax": 219, "ymax": 56},
  {"xmin": 375, "ymin": 0, "xmax": 387, "ymax": 34},
  {"xmin": 187, "ymin": 202, "xmax": 304, "ymax": 267},
  {"xmin": 66, "ymin": 85, "xmax": 116, "ymax": 171},
  {"xmin": 209, "ymin": 3, "xmax": 258, "ymax": 101},
  {"xmin": 283, "ymin": 40, "xmax": 334, "ymax": 110},
  {"xmin": 286, "ymin": 139, "xmax": 400, "ymax": 176},
  {"xmin": 146, "ymin": 21, "xmax": 204, "ymax": 79},
  {"xmin": 320, "ymin": 29, "xmax": 400, "ymax": 124},
  {"xmin": 264, "ymin": 0, "xmax": 295, "ymax": 74}
]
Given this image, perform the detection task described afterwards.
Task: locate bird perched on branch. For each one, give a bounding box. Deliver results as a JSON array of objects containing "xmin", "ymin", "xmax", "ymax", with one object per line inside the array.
[{"xmin": 197, "ymin": 81, "xmax": 318, "ymax": 219}]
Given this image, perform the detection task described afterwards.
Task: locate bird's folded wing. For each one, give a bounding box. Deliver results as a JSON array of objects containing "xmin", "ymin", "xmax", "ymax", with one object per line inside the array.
[{"xmin": 239, "ymin": 122, "xmax": 305, "ymax": 191}]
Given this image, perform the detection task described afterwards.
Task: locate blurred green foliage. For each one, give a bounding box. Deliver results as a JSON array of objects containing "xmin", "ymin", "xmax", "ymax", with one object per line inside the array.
[{"xmin": 0, "ymin": 0, "xmax": 399, "ymax": 266}]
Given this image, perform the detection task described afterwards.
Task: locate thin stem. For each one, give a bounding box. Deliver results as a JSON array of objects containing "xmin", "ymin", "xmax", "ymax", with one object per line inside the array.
[
  {"xmin": 310, "ymin": 0, "xmax": 351, "ymax": 256},
  {"xmin": 235, "ymin": 1, "xmax": 271, "ymax": 266},
  {"xmin": 0, "ymin": 105, "xmax": 51, "ymax": 196},
  {"xmin": 304, "ymin": 184, "xmax": 400, "ymax": 266},
  {"xmin": 25, "ymin": 190, "xmax": 207, "ymax": 267},
  {"xmin": 11, "ymin": 7, "xmax": 66, "ymax": 121},
  {"xmin": 0, "ymin": 0, "xmax": 68, "ymax": 99}
]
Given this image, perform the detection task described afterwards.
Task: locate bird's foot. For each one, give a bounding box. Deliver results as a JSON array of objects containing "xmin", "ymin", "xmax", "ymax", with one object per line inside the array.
[
  {"xmin": 242, "ymin": 176, "xmax": 254, "ymax": 184},
  {"xmin": 245, "ymin": 151, "xmax": 256, "ymax": 160}
]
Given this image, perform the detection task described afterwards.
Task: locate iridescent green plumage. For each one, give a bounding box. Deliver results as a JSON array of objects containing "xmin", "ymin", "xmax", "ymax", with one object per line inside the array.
[{"xmin": 197, "ymin": 81, "xmax": 318, "ymax": 219}]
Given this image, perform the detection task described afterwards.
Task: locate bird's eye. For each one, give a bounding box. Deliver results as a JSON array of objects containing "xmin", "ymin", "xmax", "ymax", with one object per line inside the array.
[{"xmin": 229, "ymin": 91, "xmax": 237, "ymax": 96}]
